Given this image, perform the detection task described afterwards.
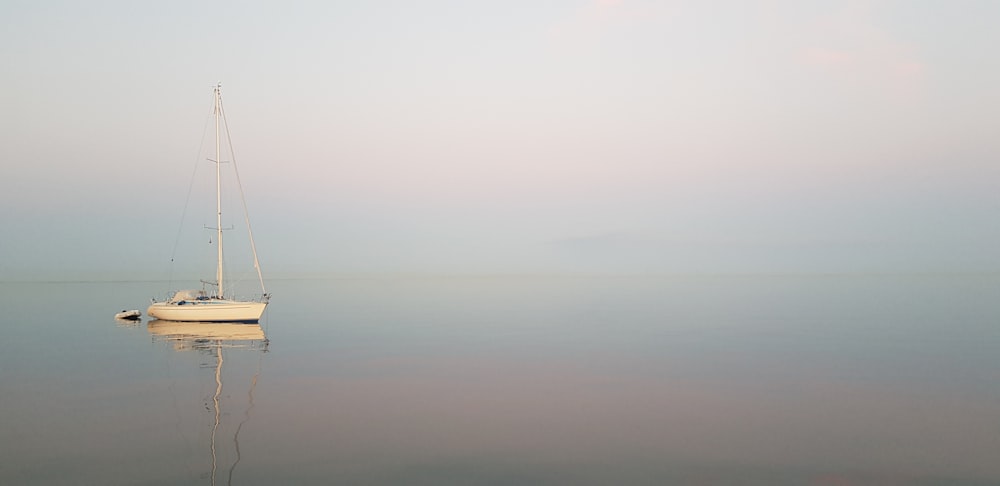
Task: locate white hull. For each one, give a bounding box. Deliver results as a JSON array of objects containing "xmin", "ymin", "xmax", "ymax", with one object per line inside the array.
[
  {"xmin": 115, "ymin": 310, "xmax": 141, "ymax": 320},
  {"xmin": 147, "ymin": 300, "xmax": 267, "ymax": 323}
]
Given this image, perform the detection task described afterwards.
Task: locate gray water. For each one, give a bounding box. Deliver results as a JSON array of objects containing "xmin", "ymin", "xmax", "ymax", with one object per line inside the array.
[{"xmin": 2, "ymin": 275, "xmax": 1000, "ymax": 485}]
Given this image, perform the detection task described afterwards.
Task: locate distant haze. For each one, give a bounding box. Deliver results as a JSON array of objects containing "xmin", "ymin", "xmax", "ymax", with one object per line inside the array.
[{"xmin": 2, "ymin": 1, "xmax": 998, "ymax": 280}]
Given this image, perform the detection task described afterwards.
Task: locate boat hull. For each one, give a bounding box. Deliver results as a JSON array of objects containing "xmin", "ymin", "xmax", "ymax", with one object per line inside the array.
[
  {"xmin": 115, "ymin": 310, "xmax": 142, "ymax": 320},
  {"xmin": 147, "ymin": 300, "xmax": 267, "ymax": 323}
]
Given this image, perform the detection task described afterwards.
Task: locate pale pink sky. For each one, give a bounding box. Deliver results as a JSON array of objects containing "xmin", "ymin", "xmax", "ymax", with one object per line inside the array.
[{"xmin": 1, "ymin": 0, "xmax": 998, "ymax": 279}]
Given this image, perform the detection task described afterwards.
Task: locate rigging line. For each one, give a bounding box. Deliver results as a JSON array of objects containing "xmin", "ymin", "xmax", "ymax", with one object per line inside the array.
[
  {"xmin": 168, "ymin": 99, "xmax": 215, "ymax": 290},
  {"xmin": 220, "ymin": 100, "xmax": 267, "ymax": 297},
  {"xmin": 227, "ymin": 346, "xmax": 264, "ymax": 485}
]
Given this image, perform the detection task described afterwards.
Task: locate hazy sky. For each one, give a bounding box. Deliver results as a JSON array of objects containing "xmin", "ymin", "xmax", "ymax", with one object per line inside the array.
[{"xmin": 2, "ymin": 0, "xmax": 999, "ymax": 280}]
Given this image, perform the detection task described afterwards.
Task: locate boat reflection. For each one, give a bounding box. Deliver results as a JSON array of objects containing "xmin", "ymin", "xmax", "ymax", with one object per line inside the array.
[
  {"xmin": 147, "ymin": 320, "xmax": 268, "ymax": 486},
  {"xmin": 147, "ymin": 320, "xmax": 268, "ymax": 346},
  {"xmin": 114, "ymin": 316, "xmax": 143, "ymax": 329}
]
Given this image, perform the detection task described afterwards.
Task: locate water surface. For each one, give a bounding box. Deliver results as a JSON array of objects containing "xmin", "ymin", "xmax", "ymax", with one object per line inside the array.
[{"xmin": 2, "ymin": 275, "xmax": 999, "ymax": 485}]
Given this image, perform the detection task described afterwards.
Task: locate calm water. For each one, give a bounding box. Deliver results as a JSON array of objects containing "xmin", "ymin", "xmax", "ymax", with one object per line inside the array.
[{"xmin": 2, "ymin": 275, "xmax": 1000, "ymax": 485}]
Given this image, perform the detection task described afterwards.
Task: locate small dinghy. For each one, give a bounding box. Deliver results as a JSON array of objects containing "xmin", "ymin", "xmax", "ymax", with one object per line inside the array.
[{"xmin": 115, "ymin": 309, "xmax": 142, "ymax": 320}]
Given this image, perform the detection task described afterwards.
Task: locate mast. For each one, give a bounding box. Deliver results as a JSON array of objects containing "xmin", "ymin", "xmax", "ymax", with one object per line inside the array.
[{"xmin": 214, "ymin": 83, "xmax": 224, "ymax": 299}]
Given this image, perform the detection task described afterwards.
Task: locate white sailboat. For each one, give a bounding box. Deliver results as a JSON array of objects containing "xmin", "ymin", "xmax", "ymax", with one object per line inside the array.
[{"xmin": 148, "ymin": 84, "xmax": 269, "ymax": 323}]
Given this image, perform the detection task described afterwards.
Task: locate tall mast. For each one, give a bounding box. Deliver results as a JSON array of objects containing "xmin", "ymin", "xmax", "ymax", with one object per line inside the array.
[{"xmin": 214, "ymin": 83, "xmax": 224, "ymax": 298}]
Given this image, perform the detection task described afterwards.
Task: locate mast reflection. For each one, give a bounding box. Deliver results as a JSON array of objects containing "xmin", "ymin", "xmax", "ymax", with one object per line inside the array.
[{"xmin": 147, "ymin": 320, "xmax": 268, "ymax": 486}]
